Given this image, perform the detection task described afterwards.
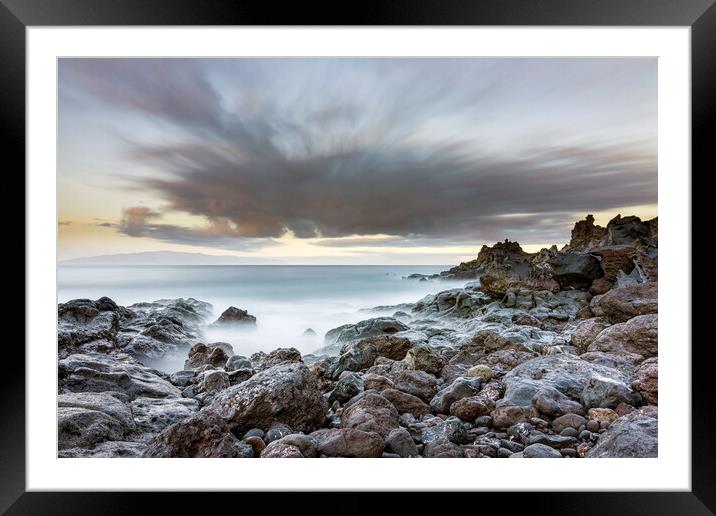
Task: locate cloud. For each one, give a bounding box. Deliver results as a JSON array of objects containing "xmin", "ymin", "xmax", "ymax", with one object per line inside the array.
[
  {"xmin": 116, "ymin": 206, "xmax": 270, "ymax": 250},
  {"xmin": 59, "ymin": 58, "xmax": 657, "ymax": 248},
  {"xmin": 58, "ymin": 221, "xmax": 73, "ymax": 226}
]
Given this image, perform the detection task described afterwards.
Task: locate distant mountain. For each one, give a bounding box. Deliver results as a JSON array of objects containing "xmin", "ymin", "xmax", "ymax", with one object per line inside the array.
[{"xmin": 59, "ymin": 251, "xmax": 281, "ymax": 266}]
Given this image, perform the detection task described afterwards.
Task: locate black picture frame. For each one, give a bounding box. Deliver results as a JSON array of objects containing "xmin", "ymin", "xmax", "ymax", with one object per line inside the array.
[{"xmin": 4, "ymin": 0, "xmax": 713, "ymax": 512}]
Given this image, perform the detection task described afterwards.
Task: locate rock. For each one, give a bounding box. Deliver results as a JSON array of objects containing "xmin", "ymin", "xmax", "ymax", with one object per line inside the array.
[
  {"xmin": 303, "ymin": 328, "xmax": 318, "ymax": 337},
  {"xmin": 531, "ymin": 386, "xmax": 585, "ymax": 417},
  {"xmin": 265, "ymin": 423, "xmax": 293, "ymax": 443},
  {"xmin": 384, "ymin": 427, "xmax": 419, "ymax": 457},
  {"xmin": 184, "ymin": 343, "xmax": 229, "ymax": 371},
  {"xmin": 403, "ymin": 345, "xmax": 446, "ymax": 375},
  {"xmin": 212, "ymin": 306, "xmax": 256, "ymax": 326},
  {"xmin": 57, "ymin": 297, "xmax": 123, "ymax": 356},
  {"xmin": 363, "ymin": 373, "xmax": 394, "ymax": 391},
  {"xmin": 412, "ymin": 288, "xmax": 492, "ymax": 318},
  {"xmin": 560, "ymin": 427, "xmax": 579, "ymax": 438},
  {"xmin": 588, "ymin": 314, "xmax": 658, "ymax": 362},
  {"xmin": 590, "ymin": 282, "xmax": 658, "ymax": 323},
  {"xmin": 225, "ymin": 355, "xmax": 252, "ymax": 372},
  {"xmin": 309, "ymin": 428, "xmax": 384, "ymax": 457},
  {"xmin": 586, "ymin": 420, "xmax": 600, "ymax": 432},
  {"xmin": 491, "ymin": 405, "xmax": 538, "ymax": 429},
  {"xmin": 551, "ymin": 414, "xmax": 587, "ymax": 434},
  {"xmin": 500, "ymin": 354, "xmax": 633, "ymax": 408},
  {"xmin": 423, "ymin": 440, "xmax": 465, "ymax": 457},
  {"xmin": 143, "ymin": 413, "xmax": 254, "ymax": 458},
  {"xmin": 144, "ymin": 362, "xmax": 327, "ymax": 457},
  {"xmin": 58, "ymin": 392, "xmax": 135, "ymax": 450},
  {"xmin": 570, "ymin": 318, "xmax": 611, "ymax": 354},
  {"xmin": 250, "ymin": 348, "xmax": 303, "ymax": 372},
  {"xmin": 169, "ymin": 370, "xmax": 196, "ymax": 387},
  {"xmin": 118, "ymin": 298, "xmax": 212, "ymax": 357},
  {"xmin": 393, "ymin": 369, "xmax": 438, "ymax": 403},
  {"xmin": 58, "ymin": 352, "xmax": 181, "ymax": 399},
  {"xmin": 589, "ymin": 278, "xmax": 613, "ymax": 295},
  {"xmin": 548, "ymin": 252, "xmax": 603, "ymax": 290},
  {"xmin": 341, "ymin": 393, "xmax": 399, "ymax": 438},
  {"xmin": 198, "ymin": 370, "xmax": 230, "ymax": 394},
  {"xmin": 523, "ymin": 443, "xmax": 562, "ymax": 458},
  {"xmin": 381, "ymin": 388, "xmax": 430, "ymax": 416},
  {"xmin": 430, "ymin": 377, "xmax": 482, "ymax": 414},
  {"xmin": 323, "ymin": 317, "xmax": 410, "ymax": 351},
  {"xmin": 243, "ymin": 428, "xmax": 265, "ymax": 439},
  {"xmin": 587, "ymin": 407, "xmax": 619, "ymax": 422},
  {"xmin": 586, "ymin": 412, "xmax": 657, "ymax": 457},
  {"xmin": 130, "ymin": 397, "xmax": 199, "ymax": 435},
  {"xmin": 328, "ymin": 373, "xmax": 364, "ymax": 404},
  {"xmin": 227, "ymin": 368, "xmax": 254, "ymax": 386},
  {"xmin": 449, "ymin": 396, "xmax": 494, "ymax": 421},
  {"xmin": 606, "ymin": 215, "xmax": 653, "ymax": 247},
  {"xmin": 632, "ymin": 357, "xmax": 658, "ymax": 405},
  {"xmin": 244, "ymin": 436, "xmax": 266, "ymax": 455},
  {"xmin": 261, "ymin": 433, "xmax": 318, "ymax": 458},
  {"xmin": 333, "ymin": 335, "xmax": 412, "ymax": 377},
  {"xmin": 529, "ymin": 433, "xmax": 578, "ymax": 449},
  {"xmin": 466, "ymin": 365, "xmax": 493, "ymax": 382},
  {"xmin": 581, "ymin": 374, "xmax": 642, "ymax": 409},
  {"xmin": 564, "ymin": 215, "xmax": 608, "ymax": 251}
]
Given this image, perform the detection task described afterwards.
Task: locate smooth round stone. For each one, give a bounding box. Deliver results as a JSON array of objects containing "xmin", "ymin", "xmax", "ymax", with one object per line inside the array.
[
  {"xmin": 600, "ymin": 420, "xmax": 610, "ymax": 430},
  {"xmin": 474, "ymin": 426, "xmax": 490, "ymax": 435},
  {"xmin": 561, "ymin": 448, "xmax": 578, "ymax": 457},
  {"xmin": 560, "ymin": 427, "xmax": 580, "ymax": 438},
  {"xmin": 579, "ymin": 430, "xmax": 593, "ymax": 441},
  {"xmin": 382, "ymin": 452, "xmax": 401, "ymax": 458},
  {"xmin": 265, "ymin": 425, "xmax": 292, "ymax": 443},
  {"xmin": 586, "ymin": 420, "xmax": 600, "ymax": 432},
  {"xmin": 494, "ymin": 432, "xmax": 509, "ymax": 439},
  {"xmin": 243, "ymin": 428, "xmax": 265, "ymax": 440}
]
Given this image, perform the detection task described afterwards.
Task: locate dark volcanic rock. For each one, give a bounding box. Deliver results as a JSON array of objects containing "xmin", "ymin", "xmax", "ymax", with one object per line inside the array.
[
  {"xmin": 58, "ymin": 392, "xmax": 135, "ymax": 450},
  {"xmin": 333, "ymin": 335, "xmax": 412, "ymax": 377},
  {"xmin": 323, "ymin": 317, "xmax": 410, "ymax": 353},
  {"xmin": 563, "ymin": 215, "xmax": 608, "ymax": 251},
  {"xmin": 548, "ymin": 252, "xmax": 603, "ymax": 290},
  {"xmin": 212, "ymin": 306, "xmax": 257, "ymax": 326}
]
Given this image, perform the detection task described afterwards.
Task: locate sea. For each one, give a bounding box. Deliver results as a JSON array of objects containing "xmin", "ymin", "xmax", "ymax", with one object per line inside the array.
[{"xmin": 58, "ymin": 265, "xmax": 467, "ymax": 360}]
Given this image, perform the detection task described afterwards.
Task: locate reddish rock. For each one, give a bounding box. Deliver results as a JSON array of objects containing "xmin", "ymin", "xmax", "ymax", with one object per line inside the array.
[
  {"xmin": 491, "ymin": 405, "xmax": 538, "ymax": 429},
  {"xmin": 381, "ymin": 388, "xmax": 430, "ymax": 416},
  {"xmin": 570, "ymin": 318, "xmax": 611, "ymax": 354},
  {"xmin": 588, "ymin": 314, "xmax": 658, "ymax": 361},
  {"xmin": 341, "ymin": 393, "xmax": 399, "ymax": 438},
  {"xmin": 590, "ymin": 282, "xmax": 658, "ymax": 323},
  {"xmin": 632, "ymin": 357, "xmax": 658, "ymax": 405},
  {"xmin": 449, "ymin": 396, "xmax": 494, "ymax": 421}
]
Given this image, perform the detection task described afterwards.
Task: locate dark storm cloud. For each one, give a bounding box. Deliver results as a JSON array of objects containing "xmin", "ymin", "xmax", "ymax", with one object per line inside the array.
[{"xmin": 59, "ymin": 58, "xmax": 657, "ymax": 247}]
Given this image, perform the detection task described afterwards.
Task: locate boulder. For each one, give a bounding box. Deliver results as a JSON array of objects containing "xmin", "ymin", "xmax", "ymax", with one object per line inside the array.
[
  {"xmin": 589, "ymin": 282, "xmax": 658, "ymax": 323},
  {"xmin": 333, "ymin": 335, "xmax": 412, "ymax": 377},
  {"xmin": 581, "ymin": 374, "xmax": 642, "ymax": 409},
  {"xmin": 548, "ymin": 252, "xmax": 603, "ymax": 290},
  {"xmin": 225, "ymin": 355, "xmax": 252, "ymax": 372},
  {"xmin": 632, "ymin": 357, "xmax": 658, "ymax": 405},
  {"xmin": 393, "ymin": 369, "xmax": 438, "ymax": 403},
  {"xmin": 381, "ymin": 388, "xmax": 430, "ymax": 416},
  {"xmin": 184, "ymin": 343, "xmax": 230, "ymax": 371},
  {"xmin": 430, "ymin": 377, "xmax": 482, "ymax": 414},
  {"xmin": 250, "ymin": 348, "xmax": 303, "ymax": 372},
  {"xmin": 323, "ymin": 317, "xmax": 409, "ymax": 352},
  {"xmin": 531, "ymin": 386, "xmax": 585, "ymax": 417},
  {"xmin": 523, "ymin": 443, "xmax": 564, "ymax": 458},
  {"xmin": 491, "ymin": 405, "xmax": 538, "ymax": 429},
  {"xmin": 58, "ymin": 392, "xmax": 135, "ymax": 450},
  {"xmin": 363, "ymin": 373, "xmax": 394, "ymax": 391},
  {"xmin": 449, "ymin": 396, "xmax": 494, "ymax": 421},
  {"xmin": 130, "ymin": 397, "xmax": 199, "ymax": 435},
  {"xmin": 328, "ymin": 372, "xmax": 364, "ymax": 404},
  {"xmin": 309, "ymin": 428, "xmax": 384, "ymax": 457},
  {"xmin": 551, "ymin": 413, "xmax": 587, "ymax": 434},
  {"xmin": 211, "ymin": 306, "xmax": 256, "ymax": 326},
  {"xmin": 403, "ymin": 345, "xmax": 446, "ymax": 375},
  {"xmin": 261, "ymin": 434, "xmax": 318, "ymax": 458},
  {"xmin": 586, "ymin": 412, "xmax": 657, "ymax": 458},
  {"xmin": 606, "ymin": 215, "xmax": 653, "ymax": 247},
  {"xmin": 588, "ymin": 314, "xmax": 658, "ymax": 362},
  {"xmin": 570, "ymin": 318, "xmax": 611, "ymax": 354},
  {"xmin": 384, "ymin": 427, "xmax": 419, "ymax": 457},
  {"xmin": 341, "ymin": 393, "xmax": 399, "ymax": 438},
  {"xmin": 563, "ymin": 214, "xmax": 608, "ymax": 251},
  {"xmin": 500, "ymin": 354, "xmax": 632, "ymax": 408},
  {"xmin": 58, "ymin": 352, "xmax": 181, "ymax": 399}
]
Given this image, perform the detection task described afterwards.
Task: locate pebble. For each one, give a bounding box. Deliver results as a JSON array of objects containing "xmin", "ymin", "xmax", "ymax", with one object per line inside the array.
[
  {"xmin": 586, "ymin": 420, "xmax": 600, "ymax": 432},
  {"xmin": 475, "ymin": 415, "xmax": 492, "ymax": 427},
  {"xmin": 497, "ymin": 447, "xmax": 513, "ymax": 458},
  {"xmin": 579, "ymin": 430, "xmax": 593, "ymax": 441},
  {"xmin": 561, "ymin": 448, "xmax": 578, "ymax": 457},
  {"xmin": 243, "ymin": 428, "xmax": 265, "ymax": 440}
]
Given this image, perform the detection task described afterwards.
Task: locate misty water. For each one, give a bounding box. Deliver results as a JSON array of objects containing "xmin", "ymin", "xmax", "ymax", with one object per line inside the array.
[{"xmin": 58, "ymin": 265, "xmax": 467, "ymax": 371}]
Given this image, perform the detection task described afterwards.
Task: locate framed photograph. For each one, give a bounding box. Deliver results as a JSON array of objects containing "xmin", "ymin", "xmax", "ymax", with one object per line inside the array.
[{"xmin": 7, "ymin": 0, "xmax": 714, "ymax": 511}]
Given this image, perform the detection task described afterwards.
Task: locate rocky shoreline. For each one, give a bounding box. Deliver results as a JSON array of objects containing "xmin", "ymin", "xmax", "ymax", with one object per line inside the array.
[{"xmin": 57, "ymin": 214, "xmax": 658, "ymax": 458}]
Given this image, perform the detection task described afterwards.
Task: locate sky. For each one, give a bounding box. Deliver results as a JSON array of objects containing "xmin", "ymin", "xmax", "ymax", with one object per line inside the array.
[{"xmin": 58, "ymin": 58, "xmax": 657, "ymax": 264}]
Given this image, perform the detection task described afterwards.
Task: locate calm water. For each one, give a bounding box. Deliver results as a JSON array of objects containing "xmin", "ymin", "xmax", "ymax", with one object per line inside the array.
[{"xmin": 58, "ymin": 265, "xmax": 465, "ymax": 358}]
